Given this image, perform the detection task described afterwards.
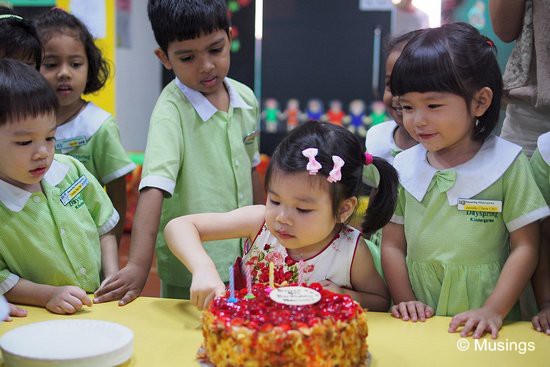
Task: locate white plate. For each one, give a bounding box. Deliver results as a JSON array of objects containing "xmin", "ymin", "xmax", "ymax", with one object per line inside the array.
[{"xmin": 0, "ymin": 319, "xmax": 134, "ymax": 367}]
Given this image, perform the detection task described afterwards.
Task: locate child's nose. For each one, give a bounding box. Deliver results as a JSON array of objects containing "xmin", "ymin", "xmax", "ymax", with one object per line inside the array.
[
  {"xmin": 33, "ymin": 144, "xmax": 49, "ymax": 160},
  {"xmin": 200, "ymin": 57, "xmax": 215, "ymax": 74},
  {"xmin": 57, "ymin": 64, "xmax": 71, "ymax": 80},
  {"xmin": 275, "ymin": 209, "xmax": 291, "ymax": 225}
]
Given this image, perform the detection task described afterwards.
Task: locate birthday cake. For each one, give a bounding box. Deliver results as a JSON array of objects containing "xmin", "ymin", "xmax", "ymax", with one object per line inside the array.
[{"xmin": 200, "ymin": 283, "xmax": 368, "ymax": 366}]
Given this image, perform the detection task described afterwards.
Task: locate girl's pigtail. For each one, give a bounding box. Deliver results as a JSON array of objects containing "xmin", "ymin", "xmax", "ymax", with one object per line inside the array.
[{"xmin": 361, "ymin": 156, "xmax": 399, "ymax": 235}]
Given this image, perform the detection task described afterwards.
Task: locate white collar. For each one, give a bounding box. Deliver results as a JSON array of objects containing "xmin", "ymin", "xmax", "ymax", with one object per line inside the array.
[
  {"xmin": 393, "ymin": 135, "xmax": 522, "ymax": 205},
  {"xmin": 55, "ymin": 102, "xmax": 110, "ymax": 153},
  {"xmin": 0, "ymin": 159, "xmax": 69, "ymax": 212},
  {"xmin": 538, "ymin": 132, "xmax": 550, "ymax": 164},
  {"xmin": 175, "ymin": 77, "xmax": 252, "ymax": 122}
]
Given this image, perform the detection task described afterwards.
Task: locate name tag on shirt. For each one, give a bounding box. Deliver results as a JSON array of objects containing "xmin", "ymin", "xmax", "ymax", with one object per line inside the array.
[
  {"xmin": 457, "ymin": 199, "xmax": 502, "ymax": 213},
  {"xmin": 60, "ymin": 175, "xmax": 89, "ymax": 206},
  {"xmin": 55, "ymin": 136, "xmax": 88, "ymax": 150},
  {"xmin": 243, "ymin": 130, "xmax": 259, "ymax": 144}
]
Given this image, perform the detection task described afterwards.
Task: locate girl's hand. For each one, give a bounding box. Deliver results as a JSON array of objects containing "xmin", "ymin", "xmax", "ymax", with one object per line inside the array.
[
  {"xmin": 448, "ymin": 306, "xmax": 503, "ymax": 339},
  {"xmin": 391, "ymin": 301, "xmax": 434, "ymax": 322},
  {"xmin": 532, "ymin": 304, "xmax": 550, "ymax": 335},
  {"xmin": 190, "ymin": 271, "xmax": 226, "ymax": 310},
  {"xmin": 3, "ymin": 303, "xmax": 27, "ymax": 321},
  {"xmin": 46, "ymin": 286, "xmax": 92, "ymax": 315},
  {"xmin": 319, "ymin": 279, "xmax": 344, "ymax": 294}
]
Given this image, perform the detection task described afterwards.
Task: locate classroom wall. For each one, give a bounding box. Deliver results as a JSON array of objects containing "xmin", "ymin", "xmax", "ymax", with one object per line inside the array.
[{"xmin": 115, "ymin": 2, "xmax": 160, "ymax": 151}]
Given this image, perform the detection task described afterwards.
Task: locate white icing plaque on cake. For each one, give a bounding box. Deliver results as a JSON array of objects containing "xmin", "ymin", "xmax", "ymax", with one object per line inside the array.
[{"xmin": 269, "ymin": 286, "xmax": 321, "ymax": 306}]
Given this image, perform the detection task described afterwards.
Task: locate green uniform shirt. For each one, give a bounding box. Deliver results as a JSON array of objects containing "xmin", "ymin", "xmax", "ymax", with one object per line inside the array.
[
  {"xmin": 530, "ymin": 133, "xmax": 550, "ymax": 205},
  {"xmin": 0, "ymin": 155, "xmax": 119, "ymax": 294},
  {"xmin": 140, "ymin": 77, "xmax": 260, "ymax": 287},
  {"xmin": 55, "ymin": 102, "xmax": 136, "ymax": 185},
  {"xmin": 392, "ymin": 136, "xmax": 550, "ymax": 318}
]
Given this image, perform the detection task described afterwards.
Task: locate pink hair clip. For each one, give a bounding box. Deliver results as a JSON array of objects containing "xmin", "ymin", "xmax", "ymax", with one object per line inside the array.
[
  {"xmin": 302, "ymin": 148, "xmax": 322, "ymax": 175},
  {"xmin": 364, "ymin": 152, "xmax": 374, "ymax": 166},
  {"xmin": 327, "ymin": 156, "xmax": 345, "ymax": 183}
]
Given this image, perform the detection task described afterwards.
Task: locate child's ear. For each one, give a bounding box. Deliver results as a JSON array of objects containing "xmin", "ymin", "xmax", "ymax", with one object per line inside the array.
[
  {"xmin": 154, "ymin": 47, "xmax": 173, "ymax": 70},
  {"xmin": 472, "ymin": 87, "xmax": 493, "ymax": 117},
  {"xmin": 338, "ymin": 196, "xmax": 358, "ymax": 223}
]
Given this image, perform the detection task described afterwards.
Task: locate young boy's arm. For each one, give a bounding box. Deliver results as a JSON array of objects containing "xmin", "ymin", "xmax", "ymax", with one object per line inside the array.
[
  {"xmin": 99, "ymin": 233, "xmax": 119, "ymax": 282},
  {"xmin": 532, "ymin": 217, "xmax": 550, "ymax": 334},
  {"xmin": 5, "ymin": 279, "xmax": 92, "ymax": 314},
  {"xmin": 105, "ymin": 177, "xmax": 128, "ymax": 244},
  {"xmin": 94, "ymin": 187, "xmax": 163, "ymax": 305}
]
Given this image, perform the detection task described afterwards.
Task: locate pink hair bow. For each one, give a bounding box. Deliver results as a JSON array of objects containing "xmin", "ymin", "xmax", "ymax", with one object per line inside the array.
[
  {"xmin": 327, "ymin": 155, "xmax": 345, "ymax": 183},
  {"xmin": 302, "ymin": 148, "xmax": 322, "ymax": 175}
]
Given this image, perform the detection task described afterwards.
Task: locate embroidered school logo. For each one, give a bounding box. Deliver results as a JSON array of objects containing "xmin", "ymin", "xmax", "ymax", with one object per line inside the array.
[{"xmin": 60, "ymin": 175, "xmax": 89, "ymax": 206}]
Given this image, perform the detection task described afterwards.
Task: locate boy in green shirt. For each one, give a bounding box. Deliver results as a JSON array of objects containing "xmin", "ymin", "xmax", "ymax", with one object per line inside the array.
[
  {"xmin": 95, "ymin": 0, "xmax": 262, "ymax": 304},
  {"xmin": 0, "ymin": 59, "xmax": 119, "ymax": 315}
]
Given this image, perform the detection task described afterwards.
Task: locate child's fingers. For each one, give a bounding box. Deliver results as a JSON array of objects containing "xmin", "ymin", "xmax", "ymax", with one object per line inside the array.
[
  {"xmin": 538, "ymin": 312, "xmax": 550, "ymax": 334},
  {"xmin": 415, "ymin": 303, "xmax": 427, "ymax": 322},
  {"xmin": 472, "ymin": 320, "xmax": 487, "ymax": 339},
  {"xmin": 390, "ymin": 305, "xmax": 402, "ymax": 318},
  {"xmin": 460, "ymin": 318, "xmax": 477, "ymax": 337},
  {"xmin": 448, "ymin": 313, "xmax": 467, "ymax": 333},
  {"xmin": 425, "ymin": 305, "xmax": 435, "ymax": 318},
  {"xmin": 119, "ymin": 289, "xmax": 140, "ymax": 306},
  {"xmin": 94, "ymin": 277, "xmax": 123, "ymax": 297},
  {"xmin": 397, "ymin": 303, "xmax": 410, "ymax": 321},
  {"xmin": 406, "ymin": 303, "xmax": 419, "ymax": 322},
  {"xmin": 489, "ymin": 321, "xmax": 500, "ymax": 339},
  {"xmin": 8, "ymin": 304, "xmax": 27, "ymax": 318},
  {"xmin": 71, "ymin": 288, "xmax": 92, "ymax": 307},
  {"xmin": 532, "ymin": 315, "xmax": 542, "ymax": 332}
]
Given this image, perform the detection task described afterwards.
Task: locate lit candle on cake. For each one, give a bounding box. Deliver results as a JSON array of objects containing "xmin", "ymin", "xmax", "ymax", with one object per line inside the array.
[
  {"xmin": 244, "ymin": 265, "xmax": 255, "ymax": 299},
  {"xmin": 267, "ymin": 261, "xmax": 275, "ymax": 291},
  {"xmin": 227, "ymin": 265, "xmax": 238, "ymax": 303}
]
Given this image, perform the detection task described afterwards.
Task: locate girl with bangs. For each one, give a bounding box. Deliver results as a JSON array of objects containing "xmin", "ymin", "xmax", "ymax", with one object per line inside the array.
[{"xmin": 381, "ymin": 22, "xmax": 549, "ymax": 339}]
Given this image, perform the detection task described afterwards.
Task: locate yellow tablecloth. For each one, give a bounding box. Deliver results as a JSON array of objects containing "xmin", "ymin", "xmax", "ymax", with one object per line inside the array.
[{"xmin": 0, "ymin": 297, "xmax": 548, "ymax": 366}]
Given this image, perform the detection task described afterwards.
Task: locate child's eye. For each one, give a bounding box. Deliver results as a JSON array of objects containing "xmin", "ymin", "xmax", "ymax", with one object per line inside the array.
[
  {"xmin": 269, "ymin": 198, "xmax": 280, "ymax": 206},
  {"xmin": 400, "ymin": 105, "xmax": 412, "ymax": 111},
  {"xmin": 71, "ymin": 62, "xmax": 83, "ymax": 68},
  {"xmin": 46, "ymin": 136, "xmax": 56, "ymax": 142},
  {"xmin": 428, "ymin": 104, "xmax": 442, "ymax": 109},
  {"xmin": 296, "ymin": 208, "xmax": 312, "ymax": 213},
  {"xmin": 16, "ymin": 141, "xmax": 31, "ymax": 146},
  {"xmin": 180, "ymin": 56, "xmax": 193, "ymax": 63},
  {"xmin": 43, "ymin": 63, "xmax": 57, "ymax": 69},
  {"xmin": 210, "ymin": 47, "xmax": 223, "ymax": 54}
]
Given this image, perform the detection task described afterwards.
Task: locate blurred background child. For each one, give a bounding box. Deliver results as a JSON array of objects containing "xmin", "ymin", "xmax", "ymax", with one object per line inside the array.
[
  {"xmin": 0, "ymin": 59, "xmax": 119, "ymax": 315},
  {"xmin": 94, "ymin": 0, "xmax": 263, "ymax": 305},
  {"xmin": 35, "ymin": 8, "xmax": 135, "ymax": 244},
  {"xmin": 0, "ymin": 6, "xmax": 41, "ymax": 69},
  {"xmin": 165, "ymin": 121, "xmax": 398, "ymax": 310},
  {"xmin": 382, "ymin": 23, "xmax": 549, "ymax": 339}
]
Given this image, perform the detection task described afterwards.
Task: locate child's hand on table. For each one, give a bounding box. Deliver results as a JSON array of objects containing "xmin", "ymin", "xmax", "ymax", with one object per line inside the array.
[
  {"xmin": 391, "ymin": 301, "xmax": 434, "ymax": 322},
  {"xmin": 46, "ymin": 286, "xmax": 92, "ymax": 314},
  {"xmin": 190, "ymin": 271, "xmax": 226, "ymax": 310},
  {"xmin": 532, "ymin": 304, "xmax": 550, "ymax": 335},
  {"xmin": 93, "ymin": 262, "xmax": 149, "ymax": 306},
  {"xmin": 319, "ymin": 279, "xmax": 344, "ymax": 294},
  {"xmin": 448, "ymin": 306, "xmax": 503, "ymax": 339}
]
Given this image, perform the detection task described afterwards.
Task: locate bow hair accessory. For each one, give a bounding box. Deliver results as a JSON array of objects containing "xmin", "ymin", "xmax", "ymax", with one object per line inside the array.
[
  {"xmin": 327, "ymin": 156, "xmax": 345, "ymax": 183},
  {"xmin": 302, "ymin": 148, "xmax": 322, "ymax": 175},
  {"xmin": 364, "ymin": 152, "xmax": 374, "ymax": 166}
]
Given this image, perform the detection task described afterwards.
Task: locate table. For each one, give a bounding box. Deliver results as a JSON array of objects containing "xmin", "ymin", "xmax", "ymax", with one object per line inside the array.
[{"xmin": 0, "ymin": 297, "xmax": 548, "ymax": 366}]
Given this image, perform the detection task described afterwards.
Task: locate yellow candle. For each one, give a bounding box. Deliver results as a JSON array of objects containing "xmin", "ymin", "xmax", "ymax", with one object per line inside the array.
[{"xmin": 269, "ymin": 262, "xmax": 275, "ymax": 289}]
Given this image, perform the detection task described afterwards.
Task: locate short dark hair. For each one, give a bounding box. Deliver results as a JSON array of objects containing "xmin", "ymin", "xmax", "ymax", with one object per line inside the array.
[
  {"xmin": 390, "ymin": 22, "xmax": 502, "ymax": 141},
  {"xmin": 0, "ymin": 7, "xmax": 42, "ymax": 70},
  {"xmin": 34, "ymin": 8, "xmax": 110, "ymax": 94},
  {"xmin": 0, "ymin": 59, "xmax": 58, "ymax": 126},
  {"xmin": 266, "ymin": 121, "xmax": 398, "ymax": 235},
  {"xmin": 147, "ymin": 0, "xmax": 230, "ymax": 53}
]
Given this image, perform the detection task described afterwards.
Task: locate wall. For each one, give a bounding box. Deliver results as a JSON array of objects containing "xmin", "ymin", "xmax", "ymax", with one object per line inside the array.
[{"xmin": 115, "ymin": 2, "xmax": 160, "ymax": 151}]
